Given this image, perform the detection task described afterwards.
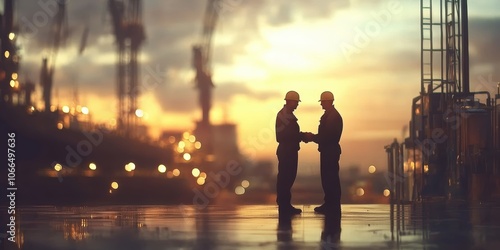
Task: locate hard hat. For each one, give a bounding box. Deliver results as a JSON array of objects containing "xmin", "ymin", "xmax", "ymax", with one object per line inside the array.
[
  {"xmin": 319, "ymin": 91, "xmax": 334, "ymax": 101},
  {"xmin": 284, "ymin": 91, "xmax": 301, "ymax": 102}
]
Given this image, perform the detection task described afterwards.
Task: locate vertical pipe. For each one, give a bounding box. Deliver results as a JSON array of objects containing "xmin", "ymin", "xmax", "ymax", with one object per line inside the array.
[
  {"xmin": 4, "ymin": 0, "xmax": 14, "ymax": 32},
  {"xmin": 440, "ymin": 0, "xmax": 445, "ymax": 93},
  {"xmin": 495, "ymin": 85, "xmax": 499, "ymax": 174},
  {"xmin": 399, "ymin": 143, "xmax": 406, "ymax": 232},
  {"xmin": 387, "ymin": 145, "xmax": 395, "ymax": 241},
  {"xmin": 420, "ymin": 0, "xmax": 425, "ymax": 95},
  {"xmin": 461, "ymin": 0, "xmax": 470, "ymax": 93},
  {"xmin": 400, "ymin": 143, "xmax": 405, "ymax": 201},
  {"xmin": 388, "ymin": 143, "xmax": 395, "ymax": 205}
]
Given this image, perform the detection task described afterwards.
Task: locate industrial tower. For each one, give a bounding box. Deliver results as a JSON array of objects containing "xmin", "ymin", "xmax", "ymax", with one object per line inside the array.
[
  {"xmin": 39, "ymin": 0, "xmax": 68, "ymax": 112},
  {"xmin": 193, "ymin": 0, "xmax": 220, "ymax": 127},
  {"xmin": 0, "ymin": 0, "xmax": 17, "ymax": 105},
  {"xmin": 193, "ymin": 0, "xmax": 221, "ymax": 155},
  {"xmin": 386, "ymin": 0, "xmax": 500, "ymax": 202},
  {"xmin": 108, "ymin": 0, "xmax": 145, "ymax": 137}
]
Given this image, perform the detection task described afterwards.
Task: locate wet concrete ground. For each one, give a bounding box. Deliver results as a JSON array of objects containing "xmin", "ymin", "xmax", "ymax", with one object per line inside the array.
[{"xmin": 2, "ymin": 202, "xmax": 500, "ymax": 249}]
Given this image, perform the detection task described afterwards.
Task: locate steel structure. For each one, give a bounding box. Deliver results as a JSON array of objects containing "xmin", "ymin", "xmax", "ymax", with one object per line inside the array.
[
  {"xmin": 0, "ymin": 0, "xmax": 16, "ymax": 105},
  {"xmin": 108, "ymin": 0, "xmax": 145, "ymax": 137},
  {"xmin": 386, "ymin": 0, "xmax": 499, "ymax": 203}
]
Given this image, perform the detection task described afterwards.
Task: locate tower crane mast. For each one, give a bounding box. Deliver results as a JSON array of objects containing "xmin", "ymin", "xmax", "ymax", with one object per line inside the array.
[{"xmin": 108, "ymin": 0, "xmax": 145, "ymax": 137}]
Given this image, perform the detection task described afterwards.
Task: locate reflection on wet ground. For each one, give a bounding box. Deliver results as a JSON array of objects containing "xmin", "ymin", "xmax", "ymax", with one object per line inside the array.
[{"xmin": 2, "ymin": 202, "xmax": 500, "ymax": 249}]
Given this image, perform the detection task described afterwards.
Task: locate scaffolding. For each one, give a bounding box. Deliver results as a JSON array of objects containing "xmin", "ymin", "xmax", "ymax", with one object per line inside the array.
[{"xmin": 387, "ymin": 0, "xmax": 499, "ymax": 204}]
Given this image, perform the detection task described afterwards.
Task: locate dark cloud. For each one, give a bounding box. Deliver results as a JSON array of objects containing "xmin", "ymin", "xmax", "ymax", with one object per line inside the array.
[
  {"xmin": 266, "ymin": 2, "xmax": 293, "ymax": 26},
  {"xmin": 153, "ymin": 80, "xmax": 280, "ymax": 114},
  {"xmin": 59, "ymin": 59, "xmax": 116, "ymax": 97},
  {"xmin": 155, "ymin": 80, "xmax": 198, "ymax": 113},
  {"xmin": 215, "ymin": 82, "xmax": 281, "ymax": 102},
  {"xmin": 147, "ymin": 43, "xmax": 192, "ymax": 69},
  {"xmin": 14, "ymin": 0, "xmax": 498, "ymax": 119},
  {"xmin": 17, "ymin": 0, "xmax": 106, "ymax": 51},
  {"xmin": 298, "ymin": 0, "xmax": 350, "ymax": 19},
  {"xmin": 150, "ymin": 0, "xmax": 205, "ymax": 23},
  {"xmin": 469, "ymin": 17, "xmax": 500, "ymax": 66},
  {"xmin": 468, "ymin": 17, "xmax": 500, "ymax": 93},
  {"xmin": 232, "ymin": 0, "xmax": 349, "ymax": 26}
]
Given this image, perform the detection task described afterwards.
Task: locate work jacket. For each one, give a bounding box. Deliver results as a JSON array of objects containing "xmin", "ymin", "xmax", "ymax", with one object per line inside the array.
[
  {"xmin": 275, "ymin": 105, "xmax": 303, "ymax": 154},
  {"xmin": 315, "ymin": 105, "xmax": 343, "ymax": 154}
]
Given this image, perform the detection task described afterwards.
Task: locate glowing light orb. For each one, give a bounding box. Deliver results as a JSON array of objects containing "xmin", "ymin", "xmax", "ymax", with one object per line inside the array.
[
  {"xmin": 356, "ymin": 188, "xmax": 365, "ymax": 196},
  {"xmin": 173, "ymin": 169, "xmax": 180, "ymax": 177},
  {"xmin": 368, "ymin": 165, "xmax": 376, "ymax": 174},
  {"xmin": 235, "ymin": 186, "xmax": 245, "ymax": 195},
  {"xmin": 241, "ymin": 180, "xmax": 250, "ymax": 188},
  {"xmin": 158, "ymin": 164, "xmax": 167, "ymax": 173},
  {"xmin": 192, "ymin": 168, "xmax": 200, "ymax": 177},
  {"xmin": 383, "ymin": 189, "xmax": 390, "ymax": 197},
  {"xmin": 54, "ymin": 164, "xmax": 62, "ymax": 171}
]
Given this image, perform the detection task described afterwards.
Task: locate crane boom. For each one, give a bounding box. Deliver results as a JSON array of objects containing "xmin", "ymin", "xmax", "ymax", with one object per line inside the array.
[
  {"xmin": 40, "ymin": 0, "xmax": 68, "ymax": 112},
  {"xmin": 200, "ymin": 0, "xmax": 220, "ymax": 73}
]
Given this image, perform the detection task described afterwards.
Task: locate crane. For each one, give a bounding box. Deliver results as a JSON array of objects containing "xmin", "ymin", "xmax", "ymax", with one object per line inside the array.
[
  {"xmin": 192, "ymin": 0, "xmax": 222, "ymax": 156},
  {"xmin": 40, "ymin": 0, "xmax": 68, "ymax": 112},
  {"xmin": 193, "ymin": 0, "xmax": 221, "ymax": 128},
  {"xmin": 108, "ymin": 0, "xmax": 145, "ymax": 137}
]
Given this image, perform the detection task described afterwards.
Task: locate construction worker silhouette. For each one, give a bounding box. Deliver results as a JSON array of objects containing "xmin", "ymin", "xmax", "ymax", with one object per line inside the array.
[
  {"xmin": 310, "ymin": 91, "xmax": 343, "ymax": 214},
  {"xmin": 320, "ymin": 213, "xmax": 341, "ymax": 247},
  {"xmin": 275, "ymin": 90, "xmax": 311, "ymax": 214}
]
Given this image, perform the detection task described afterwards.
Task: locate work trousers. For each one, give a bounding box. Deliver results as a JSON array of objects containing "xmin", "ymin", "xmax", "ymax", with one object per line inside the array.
[
  {"xmin": 320, "ymin": 152, "xmax": 341, "ymax": 208},
  {"xmin": 276, "ymin": 149, "xmax": 298, "ymax": 207}
]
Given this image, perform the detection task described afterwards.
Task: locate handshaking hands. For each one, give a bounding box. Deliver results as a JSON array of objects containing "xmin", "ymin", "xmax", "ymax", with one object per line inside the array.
[{"xmin": 301, "ymin": 132, "xmax": 316, "ymax": 143}]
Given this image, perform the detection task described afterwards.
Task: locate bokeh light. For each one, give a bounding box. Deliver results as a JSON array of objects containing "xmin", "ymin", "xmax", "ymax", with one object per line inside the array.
[
  {"xmin": 383, "ymin": 189, "xmax": 391, "ymax": 197},
  {"xmin": 173, "ymin": 169, "xmax": 180, "ymax": 177},
  {"xmin": 241, "ymin": 180, "xmax": 250, "ymax": 188},
  {"xmin": 356, "ymin": 187, "xmax": 365, "ymax": 196},
  {"xmin": 235, "ymin": 186, "xmax": 245, "ymax": 195},
  {"xmin": 368, "ymin": 165, "xmax": 376, "ymax": 174},
  {"xmin": 158, "ymin": 164, "xmax": 167, "ymax": 173},
  {"xmin": 54, "ymin": 163, "xmax": 62, "ymax": 171},
  {"xmin": 192, "ymin": 168, "xmax": 200, "ymax": 177}
]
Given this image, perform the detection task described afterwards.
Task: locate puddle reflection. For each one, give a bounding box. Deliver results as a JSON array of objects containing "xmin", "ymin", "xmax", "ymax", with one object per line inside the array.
[
  {"xmin": 320, "ymin": 214, "xmax": 341, "ymax": 249},
  {"xmin": 2, "ymin": 203, "xmax": 500, "ymax": 249}
]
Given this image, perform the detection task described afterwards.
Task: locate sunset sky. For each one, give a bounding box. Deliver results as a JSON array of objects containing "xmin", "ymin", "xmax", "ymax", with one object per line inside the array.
[{"xmin": 13, "ymin": 0, "xmax": 500, "ymax": 175}]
